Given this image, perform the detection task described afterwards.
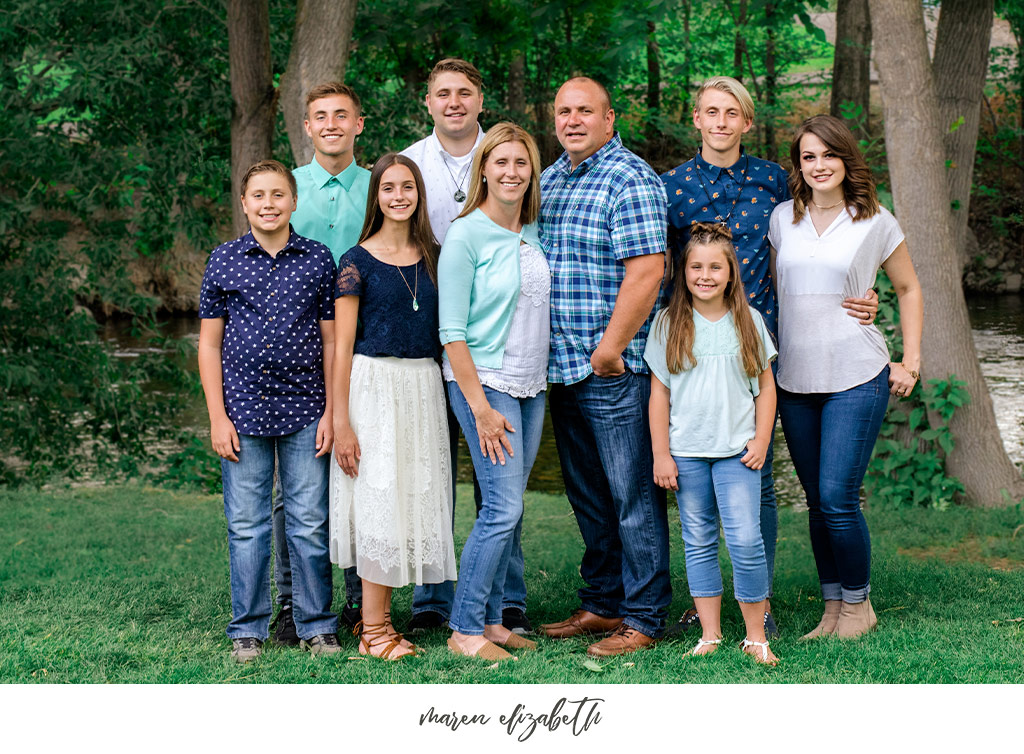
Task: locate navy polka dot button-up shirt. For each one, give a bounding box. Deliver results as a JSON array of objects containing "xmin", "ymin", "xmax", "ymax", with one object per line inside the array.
[{"xmin": 199, "ymin": 229, "xmax": 337, "ymax": 437}]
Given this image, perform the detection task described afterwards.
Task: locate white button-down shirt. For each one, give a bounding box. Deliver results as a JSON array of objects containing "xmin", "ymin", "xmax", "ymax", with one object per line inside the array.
[{"xmin": 401, "ymin": 126, "xmax": 484, "ymax": 245}]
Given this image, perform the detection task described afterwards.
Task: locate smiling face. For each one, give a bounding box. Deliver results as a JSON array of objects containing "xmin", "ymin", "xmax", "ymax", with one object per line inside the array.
[
  {"xmin": 304, "ymin": 94, "xmax": 364, "ymax": 162},
  {"xmin": 376, "ymin": 163, "xmax": 418, "ymax": 223},
  {"xmin": 554, "ymin": 80, "xmax": 615, "ymax": 168},
  {"xmin": 693, "ymin": 88, "xmax": 752, "ymax": 163},
  {"xmin": 240, "ymin": 172, "xmax": 296, "ymax": 234},
  {"xmin": 425, "ymin": 72, "xmax": 483, "ymax": 144},
  {"xmin": 685, "ymin": 242, "xmax": 732, "ymax": 307},
  {"xmin": 482, "ymin": 140, "xmax": 532, "ymax": 208},
  {"xmin": 798, "ymin": 132, "xmax": 847, "ymax": 196}
]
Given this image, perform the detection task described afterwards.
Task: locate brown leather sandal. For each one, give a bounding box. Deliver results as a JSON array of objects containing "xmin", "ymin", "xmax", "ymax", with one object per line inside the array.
[{"xmin": 359, "ymin": 621, "xmax": 413, "ymax": 661}]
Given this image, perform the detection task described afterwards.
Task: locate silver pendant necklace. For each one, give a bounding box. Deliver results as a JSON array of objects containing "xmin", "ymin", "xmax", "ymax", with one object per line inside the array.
[{"xmin": 442, "ymin": 155, "xmax": 470, "ymax": 203}]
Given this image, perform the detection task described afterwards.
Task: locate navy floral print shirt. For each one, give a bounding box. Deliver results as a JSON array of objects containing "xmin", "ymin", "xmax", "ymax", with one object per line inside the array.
[{"xmin": 662, "ymin": 150, "xmax": 789, "ymax": 337}]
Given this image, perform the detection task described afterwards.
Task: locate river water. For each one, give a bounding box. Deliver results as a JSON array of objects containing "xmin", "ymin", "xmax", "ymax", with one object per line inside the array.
[{"xmin": 120, "ymin": 294, "xmax": 1024, "ymax": 498}]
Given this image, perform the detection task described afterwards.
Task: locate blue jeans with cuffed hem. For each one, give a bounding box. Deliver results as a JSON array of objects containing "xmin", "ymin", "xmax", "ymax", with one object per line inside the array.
[
  {"xmin": 549, "ymin": 370, "xmax": 672, "ymax": 638},
  {"xmin": 674, "ymin": 453, "xmax": 770, "ymax": 603},
  {"xmin": 447, "ymin": 383, "xmax": 544, "ymax": 635},
  {"xmin": 222, "ymin": 420, "xmax": 337, "ymax": 640},
  {"xmin": 778, "ymin": 366, "xmax": 890, "ymax": 604}
]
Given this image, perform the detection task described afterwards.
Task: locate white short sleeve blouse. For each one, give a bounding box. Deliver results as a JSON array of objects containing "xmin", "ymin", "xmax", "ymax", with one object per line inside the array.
[{"xmin": 768, "ymin": 200, "xmax": 904, "ymax": 393}]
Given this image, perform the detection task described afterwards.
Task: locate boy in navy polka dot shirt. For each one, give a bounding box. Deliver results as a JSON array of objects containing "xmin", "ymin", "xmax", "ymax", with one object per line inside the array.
[{"xmin": 198, "ymin": 160, "xmax": 341, "ymax": 662}]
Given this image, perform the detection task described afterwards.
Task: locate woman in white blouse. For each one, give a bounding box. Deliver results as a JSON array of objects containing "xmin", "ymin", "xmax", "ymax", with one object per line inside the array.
[
  {"xmin": 437, "ymin": 123, "xmax": 550, "ymax": 661},
  {"xmin": 768, "ymin": 115, "xmax": 923, "ymax": 639}
]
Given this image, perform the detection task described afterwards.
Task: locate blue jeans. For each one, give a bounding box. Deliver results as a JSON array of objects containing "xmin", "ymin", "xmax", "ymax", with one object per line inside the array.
[
  {"xmin": 447, "ymin": 383, "xmax": 545, "ymax": 634},
  {"xmin": 413, "ymin": 394, "xmax": 529, "ymax": 618},
  {"xmin": 273, "ymin": 481, "xmax": 360, "ymax": 607},
  {"xmin": 222, "ymin": 420, "xmax": 337, "ymax": 640},
  {"xmin": 759, "ymin": 360, "xmax": 780, "ymax": 597},
  {"xmin": 778, "ymin": 366, "xmax": 890, "ymax": 603},
  {"xmin": 674, "ymin": 454, "xmax": 769, "ymax": 602},
  {"xmin": 549, "ymin": 370, "xmax": 672, "ymax": 637}
]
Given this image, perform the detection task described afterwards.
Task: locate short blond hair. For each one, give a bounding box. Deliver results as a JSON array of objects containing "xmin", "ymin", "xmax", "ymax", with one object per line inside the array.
[{"xmin": 694, "ymin": 76, "xmax": 755, "ymax": 123}]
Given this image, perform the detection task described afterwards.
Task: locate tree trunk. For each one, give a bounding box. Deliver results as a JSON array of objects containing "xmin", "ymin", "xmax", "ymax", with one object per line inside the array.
[
  {"xmin": 831, "ymin": 0, "xmax": 872, "ymax": 143},
  {"xmin": 732, "ymin": 0, "xmax": 748, "ymax": 82},
  {"xmin": 869, "ymin": 0, "xmax": 1024, "ymax": 506},
  {"xmin": 278, "ymin": 0, "xmax": 359, "ymax": 166},
  {"xmin": 933, "ymin": 0, "xmax": 994, "ymax": 256},
  {"xmin": 646, "ymin": 20, "xmax": 661, "ymax": 146},
  {"xmin": 508, "ymin": 51, "xmax": 527, "ymax": 121},
  {"xmin": 764, "ymin": 1, "xmax": 777, "ymax": 162},
  {"xmin": 227, "ymin": 0, "xmax": 276, "ymax": 237}
]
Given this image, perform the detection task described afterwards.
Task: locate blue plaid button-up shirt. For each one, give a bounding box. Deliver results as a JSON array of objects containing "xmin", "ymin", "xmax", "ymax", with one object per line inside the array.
[
  {"xmin": 199, "ymin": 229, "xmax": 336, "ymax": 437},
  {"xmin": 540, "ymin": 133, "xmax": 668, "ymax": 385},
  {"xmin": 662, "ymin": 149, "xmax": 789, "ymax": 337}
]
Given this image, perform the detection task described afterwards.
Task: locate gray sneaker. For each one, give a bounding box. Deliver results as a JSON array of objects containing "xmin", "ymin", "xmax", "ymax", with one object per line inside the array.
[
  {"xmin": 231, "ymin": 637, "xmax": 263, "ymax": 664},
  {"xmin": 300, "ymin": 633, "xmax": 342, "ymax": 656}
]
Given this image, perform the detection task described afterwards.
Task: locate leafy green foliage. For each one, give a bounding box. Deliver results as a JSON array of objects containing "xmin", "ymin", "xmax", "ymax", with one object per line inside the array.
[
  {"xmin": 865, "ymin": 274, "xmax": 968, "ymax": 509},
  {"xmin": 0, "ymin": 0, "xmax": 218, "ymax": 485}
]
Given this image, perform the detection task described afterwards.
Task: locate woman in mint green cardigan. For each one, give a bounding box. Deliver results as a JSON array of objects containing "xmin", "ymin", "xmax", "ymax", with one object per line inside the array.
[{"xmin": 439, "ymin": 123, "xmax": 550, "ymax": 661}]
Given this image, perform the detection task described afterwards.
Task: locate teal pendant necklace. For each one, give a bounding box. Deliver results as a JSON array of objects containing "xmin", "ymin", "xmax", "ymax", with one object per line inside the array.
[{"xmin": 396, "ymin": 262, "xmax": 419, "ymax": 311}]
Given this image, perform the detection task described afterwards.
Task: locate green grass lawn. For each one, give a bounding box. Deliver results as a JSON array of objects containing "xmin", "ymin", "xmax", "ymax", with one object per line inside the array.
[{"xmin": 2, "ymin": 484, "xmax": 1023, "ymax": 684}]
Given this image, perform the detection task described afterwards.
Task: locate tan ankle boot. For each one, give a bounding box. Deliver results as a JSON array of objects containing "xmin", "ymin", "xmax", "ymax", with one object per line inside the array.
[
  {"xmin": 800, "ymin": 599, "xmax": 841, "ymax": 640},
  {"xmin": 836, "ymin": 598, "xmax": 878, "ymax": 639}
]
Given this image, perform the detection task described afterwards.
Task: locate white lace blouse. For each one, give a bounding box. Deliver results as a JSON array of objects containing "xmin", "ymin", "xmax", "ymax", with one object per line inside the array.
[{"xmin": 443, "ymin": 241, "xmax": 550, "ymax": 398}]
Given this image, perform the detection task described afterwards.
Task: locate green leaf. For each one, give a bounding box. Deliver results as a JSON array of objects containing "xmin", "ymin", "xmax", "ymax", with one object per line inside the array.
[{"xmin": 582, "ymin": 659, "xmax": 605, "ymax": 673}]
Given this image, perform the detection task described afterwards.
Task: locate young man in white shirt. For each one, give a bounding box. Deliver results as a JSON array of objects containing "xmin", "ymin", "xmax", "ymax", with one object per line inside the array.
[{"xmin": 400, "ymin": 59, "xmax": 532, "ymax": 636}]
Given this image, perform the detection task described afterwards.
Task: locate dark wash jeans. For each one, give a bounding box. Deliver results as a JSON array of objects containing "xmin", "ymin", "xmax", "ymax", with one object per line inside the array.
[
  {"xmin": 777, "ymin": 365, "xmax": 890, "ymax": 604},
  {"xmin": 549, "ymin": 369, "xmax": 672, "ymax": 637}
]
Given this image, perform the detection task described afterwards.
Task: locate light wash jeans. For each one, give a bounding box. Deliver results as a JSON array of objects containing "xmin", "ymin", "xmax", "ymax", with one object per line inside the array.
[
  {"xmin": 222, "ymin": 420, "xmax": 337, "ymax": 640},
  {"xmin": 447, "ymin": 383, "xmax": 544, "ymax": 635},
  {"xmin": 413, "ymin": 395, "xmax": 528, "ymax": 618},
  {"xmin": 674, "ymin": 453, "xmax": 770, "ymax": 602}
]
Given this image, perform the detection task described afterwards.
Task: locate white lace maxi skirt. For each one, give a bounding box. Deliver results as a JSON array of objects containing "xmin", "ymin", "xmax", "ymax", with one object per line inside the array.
[{"xmin": 330, "ymin": 354, "xmax": 457, "ymax": 588}]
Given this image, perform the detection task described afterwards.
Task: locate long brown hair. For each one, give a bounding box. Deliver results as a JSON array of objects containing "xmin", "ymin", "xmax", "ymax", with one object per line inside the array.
[
  {"xmin": 788, "ymin": 114, "xmax": 878, "ymax": 224},
  {"xmin": 458, "ymin": 122, "xmax": 542, "ymax": 227},
  {"xmin": 659, "ymin": 222, "xmax": 766, "ymax": 378},
  {"xmin": 358, "ymin": 153, "xmax": 440, "ymax": 283}
]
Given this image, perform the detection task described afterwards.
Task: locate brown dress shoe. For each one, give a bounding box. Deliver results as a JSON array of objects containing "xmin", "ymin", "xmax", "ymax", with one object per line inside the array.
[
  {"xmin": 586, "ymin": 625, "xmax": 656, "ymax": 657},
  {"xmin": 540, "ymin": 609, "xmax": 623, "ymax": 639}
]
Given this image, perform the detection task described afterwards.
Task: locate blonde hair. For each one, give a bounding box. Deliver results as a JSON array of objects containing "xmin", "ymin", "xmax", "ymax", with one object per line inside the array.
[
  {"xmin": 694, "ymin": 76, "xmax": 755, "ymax": 123},
  {"xmin": 458, "ymin": 122, "xmax": 542, "ymax": 226}
]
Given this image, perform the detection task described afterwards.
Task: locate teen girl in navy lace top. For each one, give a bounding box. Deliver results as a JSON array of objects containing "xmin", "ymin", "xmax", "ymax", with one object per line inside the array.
[{"xmin": 330, "ymin": 153, "xmax": 457, "ymax": 660}]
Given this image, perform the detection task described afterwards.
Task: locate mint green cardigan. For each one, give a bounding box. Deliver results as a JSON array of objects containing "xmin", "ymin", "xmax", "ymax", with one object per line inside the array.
[{"xmin": 438, "ymin": 208, "xmax": 542, "ymax": 369}]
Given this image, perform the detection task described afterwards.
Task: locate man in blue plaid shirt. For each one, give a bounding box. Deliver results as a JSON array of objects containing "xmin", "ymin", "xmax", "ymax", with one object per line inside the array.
[{"xmin": 537, "ymin": 77, "xmax": 672, "ymax": 657}]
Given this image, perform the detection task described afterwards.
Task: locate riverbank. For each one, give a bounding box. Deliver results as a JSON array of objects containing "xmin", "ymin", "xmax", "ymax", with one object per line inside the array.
[{"xmin": 3, "ymin": 483, "xmax": 1022, "ymax": 684}]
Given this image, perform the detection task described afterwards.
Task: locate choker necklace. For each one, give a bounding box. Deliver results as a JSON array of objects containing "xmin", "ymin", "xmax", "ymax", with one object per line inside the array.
[
  {"xmin": 695, "ymin": 152, "xmax": 749, "ymax": 227},
  {"xmin": 396, "ymin": 262, "xmax": 420, "ymax": 311},
  {"xmin": 442, "ymin": 154, "xmax": 471, "ymax": 203},
  {"xmin": 812, "ymin": 198, "xmax": 844, "ymax": 210}
]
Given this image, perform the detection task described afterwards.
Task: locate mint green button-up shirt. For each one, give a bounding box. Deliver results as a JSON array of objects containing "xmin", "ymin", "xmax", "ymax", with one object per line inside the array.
[{"xmin": 291, "ymin": 158, "xmax": 370, "ymax": 264}]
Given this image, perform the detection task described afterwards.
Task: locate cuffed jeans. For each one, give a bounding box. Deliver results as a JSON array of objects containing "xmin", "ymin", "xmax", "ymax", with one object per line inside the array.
[
  {"xmin": 674, "ymin": 453, "xmax": 770, "ymax": 602},
  {"xmin": 447, "ymin": 383, "xmax": 545, "ymax": 635},
  {"xmin": 222, "ymin": 420, "xmax": 337, "ymax": 640},
  {"xmin": 778, "ymin": 366, "xmax": 890, "ymax": 604},
  {"xmin": 549, "ymin": 370, "xmax": 672, "ymax": 637}
]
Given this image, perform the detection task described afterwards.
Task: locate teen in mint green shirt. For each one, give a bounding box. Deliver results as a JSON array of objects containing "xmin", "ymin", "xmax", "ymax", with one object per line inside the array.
[{"xmin": 292, "ymin": 158, "xmax": 369, "ymax": 264}]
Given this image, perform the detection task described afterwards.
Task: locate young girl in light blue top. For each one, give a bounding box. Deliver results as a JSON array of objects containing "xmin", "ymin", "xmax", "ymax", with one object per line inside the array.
[{"xmin": 645, "ymin": 222, "xmax": 779, "ymax": 665}]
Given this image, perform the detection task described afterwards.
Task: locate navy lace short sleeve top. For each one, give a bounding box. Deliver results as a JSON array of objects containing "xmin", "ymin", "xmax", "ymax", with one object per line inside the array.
[{"xmin": 335, "ymin": 245, "xmax": 440, "ymax": 360}]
